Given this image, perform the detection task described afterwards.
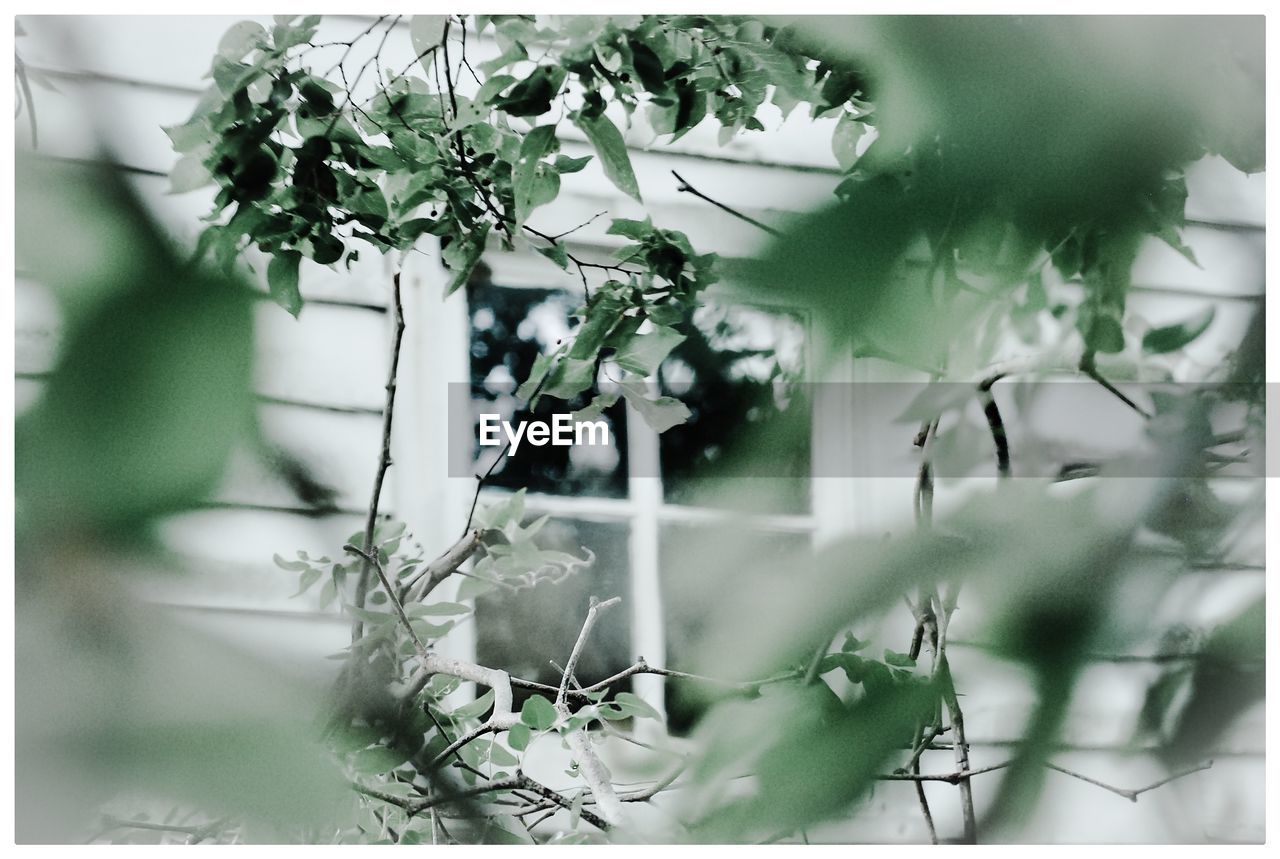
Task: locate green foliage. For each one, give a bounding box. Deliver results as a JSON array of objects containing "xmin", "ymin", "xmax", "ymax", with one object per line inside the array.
[
  {"xmin": 1142, "ymin": 306, "xmax": 1216, "ymax": 355},
  {"xmin": 520, "ymin": 695, "xmax": 558, "ymax": 730},
  {"xmin": 127, "ymin": 12, "xmax": 1268, "ymax": 845},
  {"xmin": 16, "ymin": 159, "xmax": 255, "ymax": 536}
]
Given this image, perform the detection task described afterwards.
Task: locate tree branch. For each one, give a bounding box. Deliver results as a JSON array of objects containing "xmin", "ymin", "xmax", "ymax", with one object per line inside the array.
[
  {"xmin": 555, "ymin": 597, "xmax": 627, "ymax": 826},
  {"xmin": 351, "ymin": 271, "xmax": 406, "ymax": 643},
  {"xmin": 401, "ymin": 529, "xmax": 483, "ymax": 604},
  {"xmin": 672, "ymin": 170, "xmax": 780, "ymax": 236},
  {"xmin": 882, "ymin": 759, "xmax": 1212, "ymax": 802},
  {"xmin": 1044, "ymin": 759, "xmax": 1213, "ymax": 802},
  {"xmin": 343, "ymin": 543, "xmax": 429, "ymax": 660}
]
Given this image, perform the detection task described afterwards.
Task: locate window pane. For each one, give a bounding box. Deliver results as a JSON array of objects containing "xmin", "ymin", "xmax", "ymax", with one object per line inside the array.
[
  {"xmin": 658, "ymin": 521, "xmax": 812, "ymax": 734},
  {"xmin": 658, "ymin": 302, "xmax": 810, "ymax": 514},
  {"xmin": 468, "ymin": 274, "xmax": 628, "ymax": 497},
  {"xmin": 474, "ymin": 517, "xmax": 632, "ymax": 707}
]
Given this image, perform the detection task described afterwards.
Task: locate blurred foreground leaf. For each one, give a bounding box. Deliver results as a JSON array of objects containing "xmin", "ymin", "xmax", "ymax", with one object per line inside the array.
[
  {"xmin": 16, "ymin": 576, "xmax": 349, "ymax": 842},
  {"xmin": 15, "ymin": 157, "xmax": 255, "ymax": 536}
]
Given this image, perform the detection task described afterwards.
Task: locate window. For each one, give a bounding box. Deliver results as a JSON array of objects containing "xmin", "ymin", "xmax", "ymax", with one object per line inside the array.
[{"xmin": 462, "ymin": 261, "xmax": 818, "ymax": 729}]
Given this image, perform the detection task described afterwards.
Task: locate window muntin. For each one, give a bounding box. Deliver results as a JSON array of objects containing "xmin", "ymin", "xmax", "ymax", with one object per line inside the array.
[
  {"xmin": 658, "ymin": 302, "xmax": 811, "ymax": 514},
  {"xmin": 467, "ymin": 275, "xmax": 629, "ymax": 498},
  {"xmin": 465, "ymin": 266, "xmax": 815, "ymax": 727}
]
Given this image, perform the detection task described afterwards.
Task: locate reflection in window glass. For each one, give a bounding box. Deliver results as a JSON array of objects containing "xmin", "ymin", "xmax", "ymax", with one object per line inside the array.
[
  {"xmin": 467, "ymin": 271, "xmax": 628, "ymax": 497},
  {"xmin": 474, "ymin": 517, "xmax": 632, "ymax": 707},
  {"xmin": 658, "ymin": 303, "xmax": 811, "ymax": 513},
  {"xmin": 658, "ymin": 522, "xmax": 811, "ymax": 734}
]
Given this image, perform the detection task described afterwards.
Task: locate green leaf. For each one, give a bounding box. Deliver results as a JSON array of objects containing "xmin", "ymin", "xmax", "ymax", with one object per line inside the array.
[
  {"xmin": 409, "ymin": 16, "xmax": 447, "ymax": 73},
  {"xmin": 513, "ymin": 124, "xmax": 559, "ymax": 227},
  {"xmin": 408, "ymin": 619, "xmax": 456, "ymax": 640},
  {"xmin": 486, "ymin": 739, "xmax": 520, "ymax": 767},
  {"xmin": 543, "ymin": 356, "xmax": 597, "ymax": 400},
  {"xmin": 574, "ymin": 112, "xmax": 642, "ymax": 202},
  {"xmin": 819, "ymin": 652, "xmax": 868, "ymax": 684},
  {"xmin": 521, "ymin": 695, "xmax": 558, "ymax": 731},
  {"xmin": 444, "ymin": 226, "xmax": 488, "ymax": 296},
  {"xmin": 606, "ymin": 217, "xmax": 652, "ymax": 241},
  {"xmin": 618, "ymin": 379, "xmax": 691, "ymax": 433},
  {"xmin": 842, "ymin": 633, "xmax": 869, "ymax": 652},
  {"xmin": 883, "ymin": 649, "xmax": 917, "ymax": 668},
  {"xmin": 497, "ymin": 66, "xmax": 565, "ymax": 117},
  {"xmin": 292, "ymin": 567, "xmax": 323, "ymax": 597},
  {"xmin": 516, "ymin": 350, "xmax": 559, "ymax": 400},
  {"xmin": 267, "ymin": 250, "xmax": 303, "ymax": 317},
  {"xmin": 1082, "ymin": 311, "xmax": 1126, "ymax": 354},
  {"xmin": 627, "ymin": 36, "xmax": 667, "ymax": 93},
  {"xmin": 571, "ymin": 391, "xmax": 619, "ymax": 423},
  {"xmin": 457, "ymin": 575, "xmax": 497, "ymax": 601},
  {"xmin": 831, "ymin": 113, "xmax": 866, "ymax": 171},
  {"xmin": 15, "ymin": 161, "xmax": 255, "ymax": 531},
  {"xmin": 169, "ymin": 154, "xmax": 213, "ymax": 194},
  {"xmin": 351, "ymin": 745, "xmax": 413, "ymax": 775},
  {"xmin": 217, "ymin": 21, "xmax": 266, "ymax": 61},
  {"xmin": 273, "ymin": 553, "xmax": 309, "ymax": 572},
  {"xmin": 452, "ymin": 689, "xmax": 496, "ymax": 721},
  {"xmin": 1142, "ymin": 306, "xmax": 1216, "ymax": 354},
  {"xmin": 612, "ymin": 324, "xmax": 685, "ymax": 376},
  {"xmin": 507, "ymin": 722, "xmax": 531, "ymax": 751},
  {"xmin": 554, "ymin": 154, "xmax": 592, "ymax": 174},
  {"xmin": 318, "ymin": 578, "xmax": 337, "ymax": 609},
  {"xmin": 612, "ymin": 691, "xmax": 661, "ymax": 721},
  {"xmin": 536, "ymin": 242, "xmax": 569, "ymax": 270}
]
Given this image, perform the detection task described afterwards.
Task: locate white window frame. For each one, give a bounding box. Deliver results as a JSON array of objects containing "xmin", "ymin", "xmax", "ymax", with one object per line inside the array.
[{"xmin": 392, "ymin": 241, "xmax": 873, "ymax": 727}]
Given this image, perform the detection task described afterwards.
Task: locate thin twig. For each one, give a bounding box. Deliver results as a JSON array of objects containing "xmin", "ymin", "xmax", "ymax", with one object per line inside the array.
[
  {"xmin": 910, "ymin": 414, "xmax": 977, "ymax": 842},
  {"xmin": 557, "ymin": 596, "xmax": 622, "ymax": 708},
  {"xmin": 1044, "ymin": 759, "xmax": 1213, "ymax": 802},
  {"xmin": 938, "ymin": 656, "xmax": 977, "ymax": 843},
  {"xmin": 883, "ymin": 758, "xmax": 1212, "ymax": 800},
  {"xmin": 912, "ymin": 765, "xmax": 938, "ymax": 844},
  {"xmin": 1080, "ymin": 356, "xmax": 1153, "ymax": 419},
  {"xmin": 554, "ymin": 597, "xmax": 627, "ymax": 826},
  {"xmin": 343, "ymin": 543, "xmax": 429, "ymax": 659},
  {"xmin": 401, "ymin": 529, "xmax": 483, "ymax": 604},
  {"xmin": 672, "ymin": 170, "xmax": 780, "ymax": 236},
  {"xmin": 351, "ymin": 271, "xmax": 406, "ymax": 643},
  {"xmin": 574, "ymin": 656, "xmax": 803, "ymax": 696}
]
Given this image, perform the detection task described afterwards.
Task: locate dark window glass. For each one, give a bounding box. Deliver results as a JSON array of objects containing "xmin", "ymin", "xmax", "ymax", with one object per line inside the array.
[
  {"xmin": 467, "ymin": 274, "xmax": 628, "ymax": 498},
  {"xmin": 658, "ymin": 303, "xmax": 811, "ymax": 514},
  {"xmin": 474, "ymin": 517, "xmax": 632, "ymax": 707},
  {"xmin": 659, "ymin": 521, "xmax": 811, "ymax": 734}
]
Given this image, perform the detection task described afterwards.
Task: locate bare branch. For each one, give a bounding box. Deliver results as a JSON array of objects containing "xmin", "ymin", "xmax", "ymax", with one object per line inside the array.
[
  {"xmin": 882, "ymin": 759, "xmax": 1212, "ymax": 803},
  {"xmin": 514, "ymin": 773, "xmax": 611, "ymax": 831},
  {"xmin": 554, "ymin": 596, "xmax": 627, "ymax": 826},
  {"xmin": 557, "ymin": 596, "xmax": 622, "ymax": 708},
  {"xmin": 1045, "ymin": 759, "xmax": 1213, "ymax": 802},
  {"xmin": 672, "ymin": 170, "xmax": 780, "ymax": 236},
  {"xmin": 401, "ymin": 529, "xmax": 483, "ymax": 604},
  {"xmin": 351, "ymin": 271, "xmax": 406, "ymax": 643},
  {"xmin": 343, "ymin": 543, "xmax": 429, "ymax": 660}
]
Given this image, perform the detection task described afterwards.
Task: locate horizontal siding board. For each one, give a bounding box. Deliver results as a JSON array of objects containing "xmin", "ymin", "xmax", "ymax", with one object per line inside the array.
[
  {"xmin": 16, "ymin": 274, "xmax": 391, "ymax": 410},
  {"xmin": 156, "ymin": 507, "xmax": 364, "ymax": 612},
  {"xmin": 254, "ymin": 300, "xmax": 389, "ymax": 410},
  {"xmin": 212, "ymin": 403, "xmax": 386, "ymax": 512}
]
